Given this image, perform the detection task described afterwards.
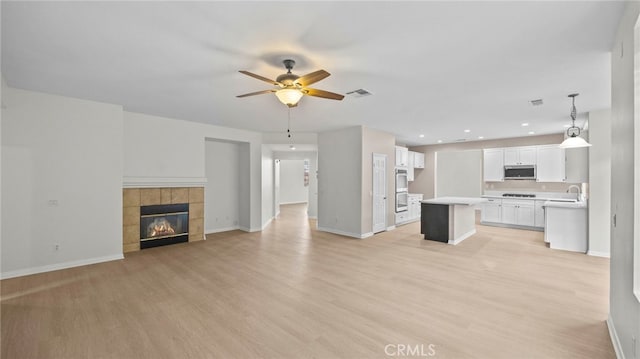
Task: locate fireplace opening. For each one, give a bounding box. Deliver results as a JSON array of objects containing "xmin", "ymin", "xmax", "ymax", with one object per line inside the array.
[{"xmin": 140, "ymin": 203, "xmax": 189, "ymax": 249}]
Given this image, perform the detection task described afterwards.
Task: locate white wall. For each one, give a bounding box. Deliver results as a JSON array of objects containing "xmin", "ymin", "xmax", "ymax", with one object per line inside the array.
[
  {"xmin": 273, "ymin": 151, "xmax": 318, "ymax": 219},
  {"xmin": 204, "ymin": 140, "xmax": 241, "ymax": 233},
  {"xmin": 278, "ymin": 159, "xmax": 308, "ymax": 205},
  {"xmin": 261, "ymin": 146, "xmax": 274, "ymax": 228},
  {"xmin": 588, "ymin": 109, "xmax": 611, "ymax": 257},
  {"xmin": 435, "ymin": 150, "xmax": 483, "ymax": 197},
  {"xmin": 318, "ymin": 126, "xmax": 362, "ymax": 237},
  {"xmin": 123, "ymin": 111, "xmax": 264, "ymax": 231},
  {"xmin": 608, "ymin": 3, "xmax": 640, "ymax": 359},
  {"xmin": 1, "ymin": 87, "xmax": 124, "ymax": 278}
]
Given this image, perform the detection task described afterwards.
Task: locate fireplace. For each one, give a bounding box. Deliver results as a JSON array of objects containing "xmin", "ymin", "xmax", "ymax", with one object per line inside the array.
[{"xmin": 140, "ymin": 203, "xmax": 189, "ymax": 249}]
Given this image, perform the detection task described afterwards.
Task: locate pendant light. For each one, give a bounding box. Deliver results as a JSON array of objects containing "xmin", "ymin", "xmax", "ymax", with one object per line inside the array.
[{"xmin": 559, "ymin": 93, "xmax": 592, "ymax": 148}]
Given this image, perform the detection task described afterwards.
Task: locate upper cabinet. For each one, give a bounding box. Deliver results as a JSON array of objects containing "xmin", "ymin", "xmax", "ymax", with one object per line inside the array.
[
  {"xmin": 483, "ymin": 148, "xmax": 504, "ymax": 182},
  {"xmin": 504, "ymin": 146, "xmax": 537, "ymax": 165},
  {"xmin": 395, "ymin": 146, "xmax": 409, "ymax": 167},
  {"xmin": 412, "ymin": 152, "xmax": 425, "ymax": 168},
  {"xmin": 536, "ymin": 145, "xmax": 566, "ymax": 182}
]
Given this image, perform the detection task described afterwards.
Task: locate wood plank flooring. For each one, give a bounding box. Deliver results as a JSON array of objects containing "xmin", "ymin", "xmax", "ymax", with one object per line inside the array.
[{"xmin": 1, "ymin": 204, "xmax": 613, "ymax": 358}]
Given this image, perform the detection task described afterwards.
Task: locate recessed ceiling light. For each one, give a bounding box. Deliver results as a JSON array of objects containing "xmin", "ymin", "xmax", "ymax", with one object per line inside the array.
[
  {"xmin": 419, "ymin": 134, "xmax": 425, "ymax": 138},
  {"xmin": 464, "ymin": 129, "xmax": 471, "ymax": 133},
  {"xmin": 528, "ymin": 131, "xmax": 535, "ymax": 135},
  {"xmin": 478, "ymin": 136, "xmax": 484, "ymax": 139},
  {"xmin": 437, "ymin": 140, "xmax": 443, "ymax": 143},
  {"xmin": 521, "ymin": 123, "xmax": 529, "ymax": 127}
]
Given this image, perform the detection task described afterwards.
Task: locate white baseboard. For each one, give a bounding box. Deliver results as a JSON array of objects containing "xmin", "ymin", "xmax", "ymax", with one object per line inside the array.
[
  {"xmin": 308, "ymin": 215, "xmax": 317, "ymax": 219},
  {"xmin": 1, "ymin": 254, "xmax": 124, "ymax": 280},
  {"xmin": 386, "ymin": 225, "xmax": 396, "ymax": 231},
  {"xmin": 361, "ymin": 232, "xmax": 374, "ymax": 239},
  {"xmin": 262, "ymin": 217, "xmax": 274, "ymax": 230},
  {"xmin": 279, "ymin": 201, "xmax": 308, "ymax": 205},
  {"xmin": 448, "ymin": 229, "xmax": 476, "ymax": 245},
  {"xmin": 606, "ymin": 315, "xmax": 625, "ymax": 359},
  {"xmin": 205, "ymin": 226, "xmax": 240, "ymax": 234},
  {"xmin": 317, "ymin": 226, "xmax": 367, "ymax": 239},
  {"xmin": 587, "ymin": 250, "xmax": 611, "ymax": 258}
]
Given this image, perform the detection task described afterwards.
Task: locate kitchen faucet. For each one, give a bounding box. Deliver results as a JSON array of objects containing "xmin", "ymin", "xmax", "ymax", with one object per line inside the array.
[{"xmin": 567, "ymin": 185, "xmax": 581, "ymax": 201}]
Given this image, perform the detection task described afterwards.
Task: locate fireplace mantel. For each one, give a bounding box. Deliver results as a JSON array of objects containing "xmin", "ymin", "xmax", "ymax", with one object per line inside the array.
[{"xmin": 123, "ymin": 177, "xmax": 207, "ymax": 188}]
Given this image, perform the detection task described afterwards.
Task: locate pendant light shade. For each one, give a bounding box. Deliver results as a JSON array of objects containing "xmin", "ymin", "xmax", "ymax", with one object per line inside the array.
[
  {"xmin": 275, "ymin": 89, "xmax": 303, "ymax": 108},
  {"xmin": 559, "ymin": 135, "xmax": 592, "ymax": 148},
  {"xmin": 559, "ymin": 93, "xmax": 592, "ymax": 148}
]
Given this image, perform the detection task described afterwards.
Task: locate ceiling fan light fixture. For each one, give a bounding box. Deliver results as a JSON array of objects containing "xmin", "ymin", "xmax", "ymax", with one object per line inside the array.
[
  {"xmin": 559, "ymin": 93, "xmax": 592, "ymax": 148},
  {"xmin": 275, "ymin": 88, "xmax": 303, "ymax": 107}
]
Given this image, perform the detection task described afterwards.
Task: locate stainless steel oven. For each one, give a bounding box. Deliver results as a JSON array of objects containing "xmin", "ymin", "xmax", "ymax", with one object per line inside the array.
[{"xmin": 396, "ymin": 168, "xmax": 408, "ymax": 192}]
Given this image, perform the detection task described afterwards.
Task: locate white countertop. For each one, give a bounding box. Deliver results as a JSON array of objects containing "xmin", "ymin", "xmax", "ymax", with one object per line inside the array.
[
  {"xmin": 543, "ymin": 200, "xmax": 587, "ymax": 209},
  {"xmin": 422, "ymin": 197, "xmax": 487, "ymax": 206}
]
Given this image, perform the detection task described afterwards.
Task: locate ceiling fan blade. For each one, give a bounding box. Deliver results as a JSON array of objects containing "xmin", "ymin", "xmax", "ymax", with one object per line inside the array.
[
  {"xmin": 236, "ymin": 89, "xmax": 276, "ymax": 98},
  {"xmin": 303, "ymin": 87, "xmax": 344, "ymax": 101},
  {"xmin": 295, "ymin": 70, "xmax": 330, "ymax": 87},
  {"xmin": 239, "ymin": 71, "xmax": 281, "ymax": 86}
]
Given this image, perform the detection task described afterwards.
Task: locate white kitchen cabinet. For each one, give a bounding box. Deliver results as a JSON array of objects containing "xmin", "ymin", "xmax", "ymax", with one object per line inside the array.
[
  {"xmin": 534, "ymin": 200, "xmax": 545, "ymax": 228},
  {"xmin": 397, "ymin": 194, "xmax": 423, "ymax": 225},
  {"xmin": 504, "ymin": 146, "xmax": 537, "ymax": 165},
  {"xmin": 395, "ymin": 146, "xmax": 408, "ymax": 167},
  {"xmin": 483, "ymin": 148, "xmax": 504, "ymax": 182},
  {"xmin": 481, "ymin": 198, "xmax": 502, "ymax": 223},
  {"xmin": 412, "ymin": 152, "xmax": 425, "ymax": 168},
  {"xmin": 536, "ymin": 145, "xmax": 566, "ymax": 182},
  {"xmin": 407, "ymin": 152, "xmax": 415, "ymax": 181},
  {"xmin": 501, "ymin": 199, "xmax": 534, "ymax": 227}
]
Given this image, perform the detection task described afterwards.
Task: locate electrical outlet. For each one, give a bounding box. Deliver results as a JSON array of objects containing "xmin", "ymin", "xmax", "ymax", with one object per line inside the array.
[
  {"xmin": 47, "ymin": 199, "xmax": 59, "ymax": 206},
  {"xmin": 53, "ymin": 244, "xmax": 60, "ymax": 251}
]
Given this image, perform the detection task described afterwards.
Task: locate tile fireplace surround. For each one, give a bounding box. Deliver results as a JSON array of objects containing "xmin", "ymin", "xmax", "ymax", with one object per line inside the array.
[{"xmin": 122, "ymin": 187, "xmax": 205, "ymax": 253}]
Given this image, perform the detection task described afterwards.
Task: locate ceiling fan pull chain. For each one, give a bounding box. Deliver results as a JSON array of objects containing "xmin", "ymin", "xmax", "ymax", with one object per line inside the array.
[{"xmin": 287, "ymin": 107, "xmax": 292, "ymax": 139}]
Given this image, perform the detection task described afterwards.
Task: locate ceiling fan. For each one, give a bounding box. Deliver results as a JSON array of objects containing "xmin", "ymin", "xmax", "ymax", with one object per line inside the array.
[{"xmin": 237, "ymin": 59, "xmax": 344, "ymax": 108}]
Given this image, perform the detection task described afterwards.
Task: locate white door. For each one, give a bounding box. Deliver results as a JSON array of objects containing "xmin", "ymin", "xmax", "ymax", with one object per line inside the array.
[{"xmin": 373, "ymin": 153, "xmax": 387, "ymax": 233}]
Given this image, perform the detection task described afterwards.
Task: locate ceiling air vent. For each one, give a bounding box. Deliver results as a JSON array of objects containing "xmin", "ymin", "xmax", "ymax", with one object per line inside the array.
[
  {"xmin": 346, "ymin": 89, "xmax": 373, "ymax": 98},
  {"xmin": 455, "ymin": 138, "xmax": 467, "ymax": 142},
  {"xmin": 530, "ymin": 99, "xmax": 544, "ymax": 106}
]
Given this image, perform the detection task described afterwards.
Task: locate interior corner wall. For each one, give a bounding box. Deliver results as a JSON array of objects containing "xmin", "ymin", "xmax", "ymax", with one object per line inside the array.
[
  {"xmin": 318, "ymin": 126, "xmax": 363, "ymax": 238},
  {"xmin": 261, "ymin": 145, "xmax": 274, "ymax": 228},
  {"xmin": 123, "ymin": 111, "xmax": 264, "ymax": 232},
  {"xmin": 361, "ymin": 127, "xmax": 396, "ymax": 234},
  {"xmin": 609, "ymin": 3, "xmax": 640, "ymax": 359},
  {"xmin": 1, "ymin": 86, "xmax": 124, "ymax": 278},
  {"xmin": 204, "ymin": 140, "xmax": 241, "ymax": 233},
  {"xmin": 588, "ymin": 109, "xmax": 611, "ymax": 257}
]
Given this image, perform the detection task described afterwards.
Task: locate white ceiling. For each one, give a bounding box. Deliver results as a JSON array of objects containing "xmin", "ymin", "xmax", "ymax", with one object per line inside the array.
[{"xmin": 1, "ymin": 1, "xmax": 625, "ymax": 146}]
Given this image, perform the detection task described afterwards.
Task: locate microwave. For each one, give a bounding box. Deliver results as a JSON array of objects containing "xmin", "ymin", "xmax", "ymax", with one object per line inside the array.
[{"xmin": 504, "ymin": 165, "xmax": 536, "ymax": 180}]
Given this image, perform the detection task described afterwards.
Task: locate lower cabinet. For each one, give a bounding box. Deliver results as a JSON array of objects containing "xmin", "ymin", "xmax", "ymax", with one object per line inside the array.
[
  {"xmin": 501, "ymin": 200, "xmax": 534, "ymax": 227},
  {"xmin": 397, "ymin": 194, "xmax": 423, "ymax": 225},
  {"xmin": 481, "ymin": 197, "xmax": 544, "ymax": 229},
  {"xmin": 481, "ymin": 198, "xmax": 502, "ymax": 222}
]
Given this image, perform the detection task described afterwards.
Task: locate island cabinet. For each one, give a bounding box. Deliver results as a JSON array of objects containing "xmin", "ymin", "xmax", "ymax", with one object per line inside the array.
[
  {"xmin": 501, "ymin": 199, "xmax": 535, "ymax": 227},
  {"xmin": 483, "ymin": 148, "xmax": 504, "ymax": 182},
  {"xmin": 504, "ymin": 146, "xmax": 537, "ymax": 166}
]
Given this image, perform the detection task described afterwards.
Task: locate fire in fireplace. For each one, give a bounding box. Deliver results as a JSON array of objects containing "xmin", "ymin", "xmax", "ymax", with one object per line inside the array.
[{"xmin": 140, "ymin": 203, "xmax": 189, "ymax": 249}]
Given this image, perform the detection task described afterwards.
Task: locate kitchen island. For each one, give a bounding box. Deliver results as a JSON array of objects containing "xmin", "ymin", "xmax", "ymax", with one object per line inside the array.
[{"xmin": 421, "ymin": 197, "xmax": 487, "ymax": 245}]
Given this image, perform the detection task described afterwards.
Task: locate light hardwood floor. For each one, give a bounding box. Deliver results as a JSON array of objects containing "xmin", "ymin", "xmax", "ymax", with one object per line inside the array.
[{"xmin": 2, "ymin": 204, "xmax": 613, "ymax": 358}]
